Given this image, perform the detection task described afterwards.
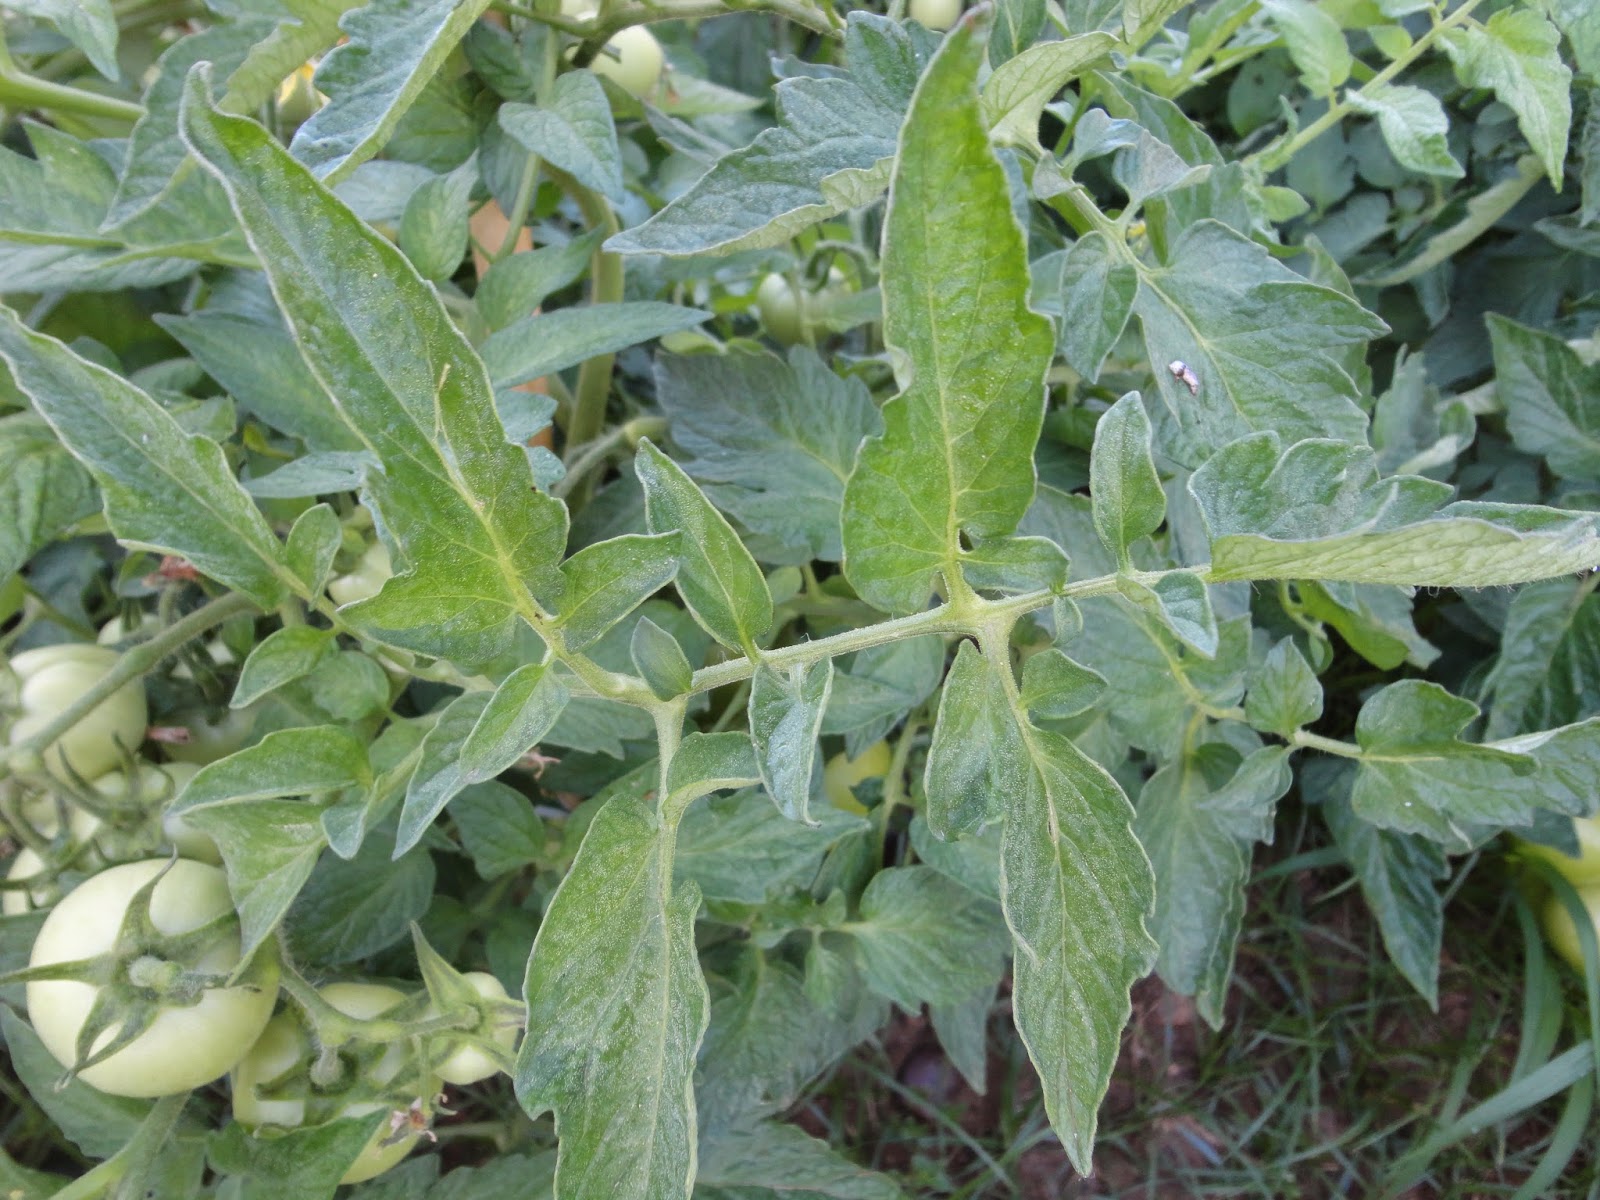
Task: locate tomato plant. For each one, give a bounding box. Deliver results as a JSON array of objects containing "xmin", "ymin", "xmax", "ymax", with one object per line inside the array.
[{"xmin": 0, "ymin": 0, "xmax": 1597, "ymax": 1193}]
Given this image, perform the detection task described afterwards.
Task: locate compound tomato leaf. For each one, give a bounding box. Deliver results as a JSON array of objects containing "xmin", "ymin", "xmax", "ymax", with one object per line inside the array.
[
  {"xmin": 666, "ymin": 732, "xmax": 762, "ymax": 811},
  {"xmin": 1130, "ymin": 222, "xmax": 1383, "ymax": 468},
  {"xmin": 1000, "ymin": 721, "xmax": 1156, "ymax": 1174},
  {"xmin": 1244, "ymin": 637, "xmax": 1324, "ymax": 739},
  {"xmin": 749, "ymin": 658, "xmax": 833, "ymax": 825},
  {"xmin": 1441, "ymin": 9, "xmax": 1571, "ymax": 187},
  {"xmin": 289, "ymin": 0, "xmax": 495, "ymax": 184},
  {"xmin": 231, "ymin": 625, "xmax": 337, "ymax": 709},
  {"xmin": 695, "ymin": 1120, "xmax": 903, "ymax": 1200},
  {"xmin": 1135, "ymin": 746, "xmax": 1290, "ymax": 1028},
  {"xmin": 635, "ymin": 439, "xmax": 772, "ymax": 653},
  {"xmin": 182, "ymin": 71, "xmax": 569, "ymax": 669},
  {"xmin": 517, "ymin": 786, "xmax": 708, "ymax": 1200},
  {"xmin": 655, "ymin": 347, "xmax": 881, "ymax": 566},
  {"xmin": 187, "ymin": 800, "xmax": 331, "ymax": 961},
  {"xmin": 840, "ymin": 13, "xmax": 1054, "ymax": 615},
  {"xmin": 848, "ymin": 866, "xmax": 1008, "ymax": 1010},
  {"xmin": 1486, "ymin": 314, "xmax": 1600, "ymax": 481},
  {"xmin": 0, "ymin": 308, "xmax": 294, "ymax": 610},
  {"xmin": 0, "ymin": 124, "xmax": 210, "ymax": 292},
  {"xmin": 982, "ymin": 33, "xmax": 1116, "ymax": 146},
  {"xmin": 1348, "ymin": 681, "xmax": 1540, "ymax": 848},
  {"xmin": 171, "ymin": 726, "xmax": 372, "ymax": 813},
  {"xmin": 499, "ymin": 73, "xmax": 625, "ymax": 203},
  {"xmin": 1345, "ymin": 84, "xmax": 1464, "ymax": 180},
  {"xmin": 481, "ymin": 303, "xmax": 711, "ymax": 392}
]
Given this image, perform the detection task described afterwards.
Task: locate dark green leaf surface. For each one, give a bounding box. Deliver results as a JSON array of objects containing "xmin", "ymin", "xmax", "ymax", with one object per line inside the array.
[
  {"xmin": 656, "ymin": 348, "xmax": 881, "ymax": 564},
  {"xmin": 231, "ymin": 626, "xmax": 337, "ymax": 708},
  {"xmin": 556, "ymin": 533, "xmax": 682, "ymax": 650},
  {"xmin": 848, "ymin": 866, "xmax": 1008, "ymax": 1010},
  {"xmin": 1090, "ymin": 392, "xmax": 1165, "ymax": 565},
  {"xmin": 499, "ymin": 73, "xmax": 625, "ymax": 202},
  {"xmin": 924, "ymin": 640, "xmax": 1025, "ymax": 840},
  {"xmin": 0, "ymin": 413, "xmax": 98, "ymax": 584},
  {"xmin": 481, "ymin": 304, "xmax": 711, "ymax": 391},
  {"xmin": 695, "ymin": 1121, "xmax": 903, "ymax": 1200},
  {"xmin": 461, "ymin": 663, "xmax": 570, "ymax": 782},
  {"xmin": 398, "ymin": 691, "xmax": 494, "ymax": 855}
]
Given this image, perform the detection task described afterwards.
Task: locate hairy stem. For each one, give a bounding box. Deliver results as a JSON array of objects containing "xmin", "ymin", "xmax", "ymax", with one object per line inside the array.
[{"xmin": 1, "ymin": 592, "xmax": 257, "ymax": 775}]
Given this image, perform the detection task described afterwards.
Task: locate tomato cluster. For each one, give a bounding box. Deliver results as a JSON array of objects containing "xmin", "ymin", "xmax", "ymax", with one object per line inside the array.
[{"xmin": 2, "ymin": 616, "xmax": 524, "ymax": 1185}]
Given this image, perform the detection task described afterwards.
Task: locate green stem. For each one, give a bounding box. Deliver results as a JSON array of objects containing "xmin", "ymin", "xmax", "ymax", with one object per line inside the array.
[
  {"xmin": 0, "ymin": 69, "xmax": 144, "ymax": 122},
  {"xmin": 1290, "ymin": 729, "xmax": 1364, "ymax": 758},
  {"xmin": 551, "ymin": 414, "xmax": 666, "ymax": 500},
  {"xmin": 1248, "ymin": 0, "xmax": 1486, "ymax": 172},
  {"xmin": 687, "ymin": 567, "xmax": 1186, "ymax": 700},
  {"xmin": 1, "ymin": 592, "xmax": 257, "ymax": 776},
  {"xmin": 561, "ymin": 176, "xmax": 624, "ymax": 500}
]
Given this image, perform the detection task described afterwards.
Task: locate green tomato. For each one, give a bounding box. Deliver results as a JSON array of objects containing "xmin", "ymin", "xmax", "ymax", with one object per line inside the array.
[
  {"xmin": 26, "ymin": 859, "xmax": 279, "ymax": 1097},
  {"xmin": 822, "ymin": 740, "xmax": 892, "ymax": 816},
  {"xmin": 328, "ymin": 540, "xmax": 393, "ymax": 608},
  {"xmin": 909, "ymin": 0, "xmax": 962, "ymax": 29},
  {"xmin": 232, "ymin": 981, "xmax": 439, "ymax": 1185},
  {"xmin": 3, "ymin": 803, "xmax": 102, "ymax": 917},
  {"xmin": 432, "ymin": 972, "xmax": 519, "ymax": 1086},
  {"xmin": 160, "ymin": 705, "xmax": 259, "ymax": 767},
  {"xmin": 754, "ymin": 267, "xmax": 849, "ymax": 345},
  {"xmin": 589, "ymin": 25, "xmax": 664, "ymax": 100},
  {"xmin": 1541, "ymin": 885, "xmax": 1600, "ymax": 972},
  {"xmin": 5, "ymin": 645, "xmax": 148, "ymax": 783},
  {"xmin": 1514, "ymin": 817, "xmax": 1600, "ymax": 886}
]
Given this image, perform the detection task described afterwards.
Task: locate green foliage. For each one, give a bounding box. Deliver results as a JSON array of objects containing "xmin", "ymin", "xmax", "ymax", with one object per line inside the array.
[{"xmin": 0, "ymin": 0, "xmax": 1597, "ymax": 1193}]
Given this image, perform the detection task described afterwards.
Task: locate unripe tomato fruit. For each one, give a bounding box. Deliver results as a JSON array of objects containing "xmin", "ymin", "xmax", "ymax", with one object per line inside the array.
[
  {"xmin": 160, "ymin": 705, "xmax": 259, "ymax": 767},
  {"xmin": 3, "ymin": 803, "xmax": 102, "ymax": 917},
  {"xmin": 589, "ymin": 26, "xmax": 665, "ymax": 99},
  {"xmin": 1515, "ymin": 817, "xmax": 1600, "ymax": 886},
  {"xmin": 328, "ymin": 540, "xmax": 393, "ymax": 608},
  {"xmin": 26, "ymin": 859, "xmax": 278, "ymax": 1097},
  {"xmin": 433, "ymin": 972, "xmax": 519, "ymax": 1085},
  {"xmin": 823, "ymin": 740, "xmax": 893, "ymax": 815},
  {"xmin": 1540, "ymin": 885, "xmax": 1600, "ymax": 972},
  {"xmin": 910, "ymin": 0, "xmax": 962, "ymax": 29},
  {"xmin": 5, "ymin": 645, "xmax": 147, "ymax": 783},
  {"xmin": 755, "ymin": 267, "xmax": 849, "ymax": 345},
  {"xmin": 232, "ymin": 981, "xmax": 440, "ymax": 1185}
]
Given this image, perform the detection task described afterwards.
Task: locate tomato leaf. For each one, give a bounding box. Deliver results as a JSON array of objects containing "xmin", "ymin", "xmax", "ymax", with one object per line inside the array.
[
  {"xmin": 636, "ymin": 439, "xmax": 772, "ymax": 653},
  {"xmin": 0, "ymin": 413, "xmax": 98, "ymax": 586},
  {"xmin": 516, "ymin": 786, "xmax": 708, "ymax": 1200},
  {"xmin": 748, "ymin": 659, "xmax": 832, "ymax": 825},
  {"xmin": 655, "ymin": 347, "xmax": 881, "ymax": 565},
  {"xmin": 840, "ymin": 14, "xmax": 1054, "ymax": 614},
  {"xmin": 0, "ymin": 309, "xmax": 295, "ymax": 609},
  {"xmin": 607, "ymin": 15, "xmax": 930, "ymax": 256},
  {"xmin": 1191, "ymin": 434, "xmax": 1600, "ymax": 586},
  {"xmin": 182, "ymin": 72, "xmax": 569, "ymax": 669},
  {"xmin": 289, "ymin": 0, "xmax": 495, "ymax": 183}
]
